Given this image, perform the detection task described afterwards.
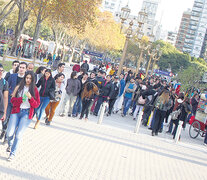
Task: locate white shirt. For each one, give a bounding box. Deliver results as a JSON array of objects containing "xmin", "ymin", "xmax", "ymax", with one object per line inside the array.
[{"xmin": 19, "ymin": 86, "xmax": 31, "ymax": 109}]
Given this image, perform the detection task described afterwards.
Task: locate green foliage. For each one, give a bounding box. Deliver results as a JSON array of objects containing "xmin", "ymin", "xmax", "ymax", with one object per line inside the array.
[{"xmin": 177, "ymin": 64, "xmax": 206, "ymax": 91}]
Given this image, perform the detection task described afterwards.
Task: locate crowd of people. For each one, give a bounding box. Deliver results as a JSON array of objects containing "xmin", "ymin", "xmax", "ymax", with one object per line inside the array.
[{"xmin": 0, "ymin": 59, "xmax": 206, "ymax": 162}]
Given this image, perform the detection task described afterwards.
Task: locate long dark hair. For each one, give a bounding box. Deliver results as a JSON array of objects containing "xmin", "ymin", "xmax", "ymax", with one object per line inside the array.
[
  {"xmin": 16, "ymin": 71, "xmax": 36, "ymax": 98},
  {"xmin": 36, "ymin": 66, "xmax": 46, "ymax": 74}
]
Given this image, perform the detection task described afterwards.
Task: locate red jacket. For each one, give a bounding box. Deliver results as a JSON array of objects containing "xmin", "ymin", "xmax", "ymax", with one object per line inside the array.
[
  {"xmin": 72, "ymin": 64, "xmax": 80, "ymax": 72},
  {"xmin": 11, "ymin": 87, "xmax": 40, "ymax": 119}
]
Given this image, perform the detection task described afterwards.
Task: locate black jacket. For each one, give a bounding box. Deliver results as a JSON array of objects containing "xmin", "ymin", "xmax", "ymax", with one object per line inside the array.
[
  {"xmin": 99, "ymin": 80, "xmax": 113, "ymax": 98},
  {"xmin": 36, "ymin": 76, "xmax": 56, "ymax": 97},
  {"xmin": 110, "ymin": 82, "xmax": 119, "ymax": 99},
  {"xmin": 81, "ymin": 63, "xmax": 89, "ymax": 72}
]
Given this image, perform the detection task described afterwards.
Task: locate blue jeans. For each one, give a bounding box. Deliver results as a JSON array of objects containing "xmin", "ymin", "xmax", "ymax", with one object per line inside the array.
[
  {"xmin": 94, "ymin": 96, "xmax": 107, "ymax": 115},
  {"xmin": 36, "ymin": 96, "xmax": 50, "ymax": 121},
  {"xmin": 6, "ymin": 109, "xmax": 31, "ymax": 156},
  {"xmin": 123, "ymin": 97, "xmax": 132, "ymax": 116},
  {"xmin": 72, "ymin": 96, "xmax": 82, "ymax": 115}
]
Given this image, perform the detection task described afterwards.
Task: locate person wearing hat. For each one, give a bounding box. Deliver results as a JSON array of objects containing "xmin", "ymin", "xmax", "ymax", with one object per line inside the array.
[{"xmin": 107, "ymin": 76, "xmax": 120, "ymax": 116}]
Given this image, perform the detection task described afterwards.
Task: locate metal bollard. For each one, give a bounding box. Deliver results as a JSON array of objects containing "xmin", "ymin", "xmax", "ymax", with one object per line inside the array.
[
  {"xmin": 174, "ymin": 121, "xmax": 183, "ymax": 144},
  {"xmin": 134, "ymin": 111, "xmax": 143, "ymax": 134},
  {"xmin": 97, "ymin": 101, "xmax": 107, "ymax": 124}
]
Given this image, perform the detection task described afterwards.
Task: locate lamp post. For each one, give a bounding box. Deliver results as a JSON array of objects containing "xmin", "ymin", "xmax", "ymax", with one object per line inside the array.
[
  {"xmin": 135, "ymin": 9, "xmax": 148, "ymax": 74},
  {"xmin": 117, "ymin": 5, "xmax": 132, "ymax": 76}
]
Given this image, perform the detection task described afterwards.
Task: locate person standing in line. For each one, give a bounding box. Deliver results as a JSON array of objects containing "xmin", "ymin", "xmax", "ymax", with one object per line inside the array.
[
  {"xmin": 81, "ymin": 60, "xmax": 89, "ymax": 72},
  {"xmin": 4, "ymin": 60, "xmax": 19, "ymax": 81},
  {"xmin": 93, "ymin": 75, "xmax": 113, "ymax": 116},
  {"xmin": 0, "ymin": 64, "xmax": 9, "ymax": 122},
  {"xmin": 60, "ymin": 71, "xmax": 81, "ymax": 117},
  {"xmin": 72, "ymin": 73, "xmax": 88, "ymax": 117},
  {"xmin": 6, "ymin": 71, "xmax": 40, "ymax": 161},
  {"xmin": 0, "ymin": 62, "xmax": 27, "ymax": 143},
  {"xmin": 45, "ymin": 73, "xmax": 65, "ymax": 125},
  {"xmin": 34, "ymin": 69, "xmax": 55, "ymax": 129},
  {"xmin": 27, "ymin": 63, "xmax": 35, "ymax": 72},
  {"xmin": 80, "ymin": 82, "xmax": 99, "ymax": 121},
  {"xmin": 107, "ymin": 76, "xmax": 119, "ymax": 116},
  {"xmin": 152, "ymin": 90, "xmax": 171, "ymax": 136},
  {"xmin": 113, "ymin": 73, "xmax": 126, "ymax": 113},
  {"xmin": 122, "ymin": 77, "xmax": 137, "ymax": 117}
]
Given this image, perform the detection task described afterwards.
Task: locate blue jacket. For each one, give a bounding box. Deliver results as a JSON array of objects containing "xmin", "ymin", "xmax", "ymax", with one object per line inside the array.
[
  {"xmin": 8, "ymin": 73, "xmax": 18, "ymax": 97},
  {"xmin": 119, "ymin": 79, "xmax": 126, "ymax": 96}
]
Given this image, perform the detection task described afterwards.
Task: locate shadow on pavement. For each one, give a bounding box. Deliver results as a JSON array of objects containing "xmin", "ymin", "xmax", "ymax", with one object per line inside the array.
[
  {"xmin": 47, "ymin": 123, "xmax": 207, "ymax": 167},
  {"xmin": 0, "ymin": 163, "xmax": 50, "ymax": 180}
]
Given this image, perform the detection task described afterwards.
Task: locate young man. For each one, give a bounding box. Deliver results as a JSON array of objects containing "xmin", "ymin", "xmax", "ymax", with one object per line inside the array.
[
  {"xmin": 0, "ymin": 62, "xmax": 27, "ymax": 142},
  {"xmin": 4, "ymin": 60, "xmax": 19, "ymax": 81},
  {"xmin": 122, "ymin": 77, "xmax": 137, "ymax": 117},
  {"xmin": 81, "ymin": 60, "xmax": 89, "ymax": 72},
  {"xmin": 27, "ymin": 63, "xmax": 35, "ymax": 71},
  {"xmin": 52, "ymin": 63, "xmax": 65, "ymax": 77},
  {"xmin": 93, "ymin": 75, "xmax": 113, "ymax": 116},
  {"xmin": 0, "ymin": 64, "xmax": 9, "ymax": 122}
]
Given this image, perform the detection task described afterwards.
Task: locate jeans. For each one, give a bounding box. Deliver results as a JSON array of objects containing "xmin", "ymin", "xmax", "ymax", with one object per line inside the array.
[
  {"xmin": 94, "ymin": 96, "xmax": 107, "ymax": 115},
  {"xmin": 6, "ymin": 109, "xmax": 31, "ymax": 156},
  {"xmin": 108, "ymin": 98, "xmax": 116, "ymax": 114},
  {"xmin": 150, "ymin": 108, "xmax": 157, "ymax": 129},
  {"xmin": 36, "ymin": 96, "xmax": 50, "ymax": 121},
  {"xmin": 45, "ymin": 101, "xmax": 60, "ymax": 121},
  {"xmin": 72, "ymin": 96, "xmax": 82, "ymax": 115},
  {"xmin": 81, "ymin": 98, "xmax": 92, "ymax": 118},
  {"xmin": 152, "ymin": 109, "xmax": 166, "ymax": 133},
  {"xmin": 133, "ymin": 105, "xmax": 144, "ymax": 119},
  {"xmin": 123, "ymin": 97, "xmax": 132, "ymax": 116}
]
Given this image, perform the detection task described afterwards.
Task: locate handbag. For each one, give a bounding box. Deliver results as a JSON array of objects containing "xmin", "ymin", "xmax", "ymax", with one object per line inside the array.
[
  {"xmin": 49, "ymin": 90, "xmax": 55, "ymax": 100},
  {"xmin": 171, "ymin": 109, "xmax": 181, "ymax": 120},
  {"xmin": 138, "ymin": 96, "xmax": 146, "ymax": 105}
]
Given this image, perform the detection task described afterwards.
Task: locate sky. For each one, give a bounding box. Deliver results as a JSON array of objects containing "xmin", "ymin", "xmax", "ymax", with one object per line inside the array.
[{"xmin": 125, "ymin": 0, "xmax": 195, "ymax": 31}]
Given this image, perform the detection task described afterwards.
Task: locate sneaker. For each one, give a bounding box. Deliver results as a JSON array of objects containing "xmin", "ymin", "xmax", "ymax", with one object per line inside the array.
[
  {"xmin": 6, "ymin": 146, "xmax": 11, "ymax": 152},
  {"xmin": 45, "ymin": 117, "xmax": 48, "ymax": 124},
  {"xmin": 93, "ymin": 113, "xmax": 98, "ymax": 116},
  {"xmin": 121, "ymin": 114, "xmax": 125, "ymax": 117},
  {"xmin": 7, "ymin": 154, "xmax": 15, "ymax": 162},
  {"xmin": 59, "ymin": 113, "xmax": 65, "ymax": 117},
  {"xmin": 133, "ymin": 118, "xmax": 136, "ymax": 121},
  {"xmin": 203, "ymin": 143, "xmax": 207, "ymax": 146},
  {"xmin": 68, "ymin": 114, "xmax": 71, "ymax": 117},
  {"xmin": 46, "ymin": 121, "xmax": 51, "ymax": 126},
  {"xmin": 0, "ymin": 131, "xmax": 5, "ymax": 140}
]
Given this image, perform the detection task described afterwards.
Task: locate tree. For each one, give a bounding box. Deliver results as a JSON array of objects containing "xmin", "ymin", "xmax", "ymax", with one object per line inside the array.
[{"xmin": 0, "ymin": 0, "xmax": 17, "ymax": 26}]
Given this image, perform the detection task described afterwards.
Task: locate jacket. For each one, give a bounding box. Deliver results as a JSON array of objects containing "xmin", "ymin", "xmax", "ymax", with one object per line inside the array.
[
  {"xmin": 110, "ymin": 82, "xmax": 120, "ymax": 99},
  {"xmin": 65, "ymin": 78, "xmax": 81, "ymax": 96},
  {"xmin": 96, "ymin": 76, "xmax": 104, "ymax": 88},
  {"xmin": 11, "ymin": 87, "xmax": 40, "ymax": 119},
  {"xmin": 191, "ymin": 97, "xmax": 198, "ymax": 115},
  {"xmin": 81, "ymin": 63, "xmax": 89, "ymax": 72},
  {"xmin": 155, "ymin": 97, "xmax": 172, "ymax": 112},
  {"xmin": 99, "ymin": 80, "xmax": 113, "ymax": 98},
  {"xmin": 119, "ymin": 79, "xmax": 126, "ymax": 96},
  {"xmin": 36, "ymin": 76, "xmax": 56, "ymax": 97},
  {"xmin": 8, "ymin": 73, "xmax": 19, "ymax": 96}
]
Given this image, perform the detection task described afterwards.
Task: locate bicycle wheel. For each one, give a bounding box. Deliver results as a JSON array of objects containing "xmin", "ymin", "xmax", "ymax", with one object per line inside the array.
[{"xmin": 189, "ymin": 121, "xmax": 201, "ymax": 139}]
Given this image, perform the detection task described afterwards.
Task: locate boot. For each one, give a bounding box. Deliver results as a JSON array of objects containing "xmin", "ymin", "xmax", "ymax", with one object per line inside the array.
[
  {"xmin": 0, "ymin": 131, "xmax": 5, "ymax": 140},
  {"xmin": 34, "ymin": 120, "xmax": 40, "ymax": 129}
]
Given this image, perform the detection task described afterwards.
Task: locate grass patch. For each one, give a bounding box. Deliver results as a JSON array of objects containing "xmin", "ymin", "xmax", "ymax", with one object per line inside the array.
[{"xmin": 0, "ymin": 60, "xmax": 13, "ymax": 72}]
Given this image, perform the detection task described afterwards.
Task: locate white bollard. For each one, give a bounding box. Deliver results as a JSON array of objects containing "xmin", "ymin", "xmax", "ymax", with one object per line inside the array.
[
  {"xmin": 134, "ymin": 111, "xmax": 144, "ymax": 134},
  {"xmin": 97, "ymin": 102, "xmax": 107, "ymax": 124},
  {"xmin": 174, "ymin": 121, "xmax": 183, "ymax": 144}
]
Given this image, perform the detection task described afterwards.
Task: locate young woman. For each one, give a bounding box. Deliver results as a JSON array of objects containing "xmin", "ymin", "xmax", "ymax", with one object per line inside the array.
[
  {"xmin": 80, "ymin": 81, "xmax": 99, "ymax": 121},
  {"xmin": 34, "ymin": 69, "xmax": 55, "ymax": 129},
  {"xmin": 152, "ymin": 90, "xmax": 171, "ymax": 136},
  {"xmin": 35, "ymin": 66, "xmax": 46, "ymax": 83},
  {"xmin": 45, "ymin": 73, "xmax": 65, "ymax": 125},
  {"xmin": 6, "ymin": 71, "xmax": 40, "ymax": 161}
]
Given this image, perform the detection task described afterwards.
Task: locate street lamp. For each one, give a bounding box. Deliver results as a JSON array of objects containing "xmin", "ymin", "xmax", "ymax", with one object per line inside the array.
[
  {"xmin": 120, "ymin": 5, "xmax": 131, "ymax": 33},
  {"xmin": 117, "ymin": 5, "xmax": 132, "ymax": 76}
]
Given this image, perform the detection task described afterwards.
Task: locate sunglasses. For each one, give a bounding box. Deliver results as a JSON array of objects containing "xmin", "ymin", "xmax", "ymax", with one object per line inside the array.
[{"xmin": 0, "ymin": 70, "xmax": 4, "ymax": 73}]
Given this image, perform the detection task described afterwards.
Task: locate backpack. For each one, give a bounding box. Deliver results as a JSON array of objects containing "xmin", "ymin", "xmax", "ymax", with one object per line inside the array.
[
  {"xmin": 0, "ymin": 79, "xmax": 6, "ymax": 118},
  {"xmin": 171, "ymin": 109, "xmax": 181, "ymax": 120}
]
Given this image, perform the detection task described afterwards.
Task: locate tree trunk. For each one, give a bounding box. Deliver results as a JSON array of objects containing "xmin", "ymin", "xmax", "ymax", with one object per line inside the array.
[{"xmin": 0, "ymin": 1, "xmax": 16, "ymax": 26}]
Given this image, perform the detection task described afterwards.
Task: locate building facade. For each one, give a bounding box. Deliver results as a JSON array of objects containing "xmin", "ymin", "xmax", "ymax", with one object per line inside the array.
[
  {"xmin": 101, "ymin": 0, "xmax": 123, "ymax": 15},
  {"xmin": 183, "ymin": 0, "xmax": 207, "ymax": 57},
  {"xmin": 175, "ymin": 9, "xmax": 191, "ymax": 52}
]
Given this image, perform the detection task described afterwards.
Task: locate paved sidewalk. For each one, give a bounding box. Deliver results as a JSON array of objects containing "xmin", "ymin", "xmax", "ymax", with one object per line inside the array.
[{"xmin": 0, "ymin": 112, "xmax": 206, "ymax": 180}]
